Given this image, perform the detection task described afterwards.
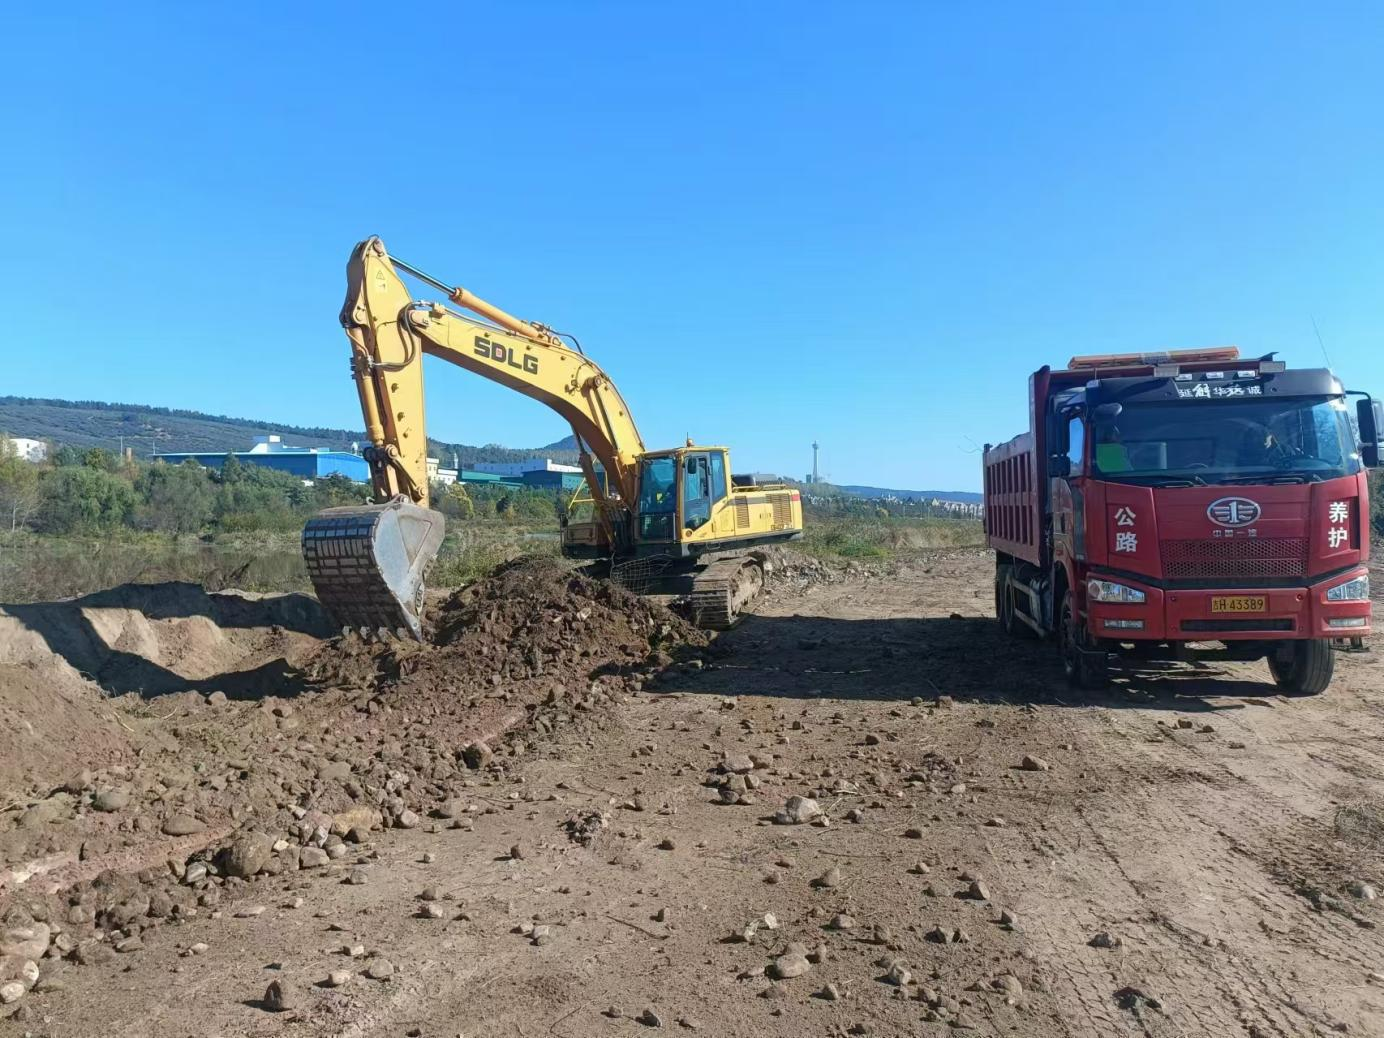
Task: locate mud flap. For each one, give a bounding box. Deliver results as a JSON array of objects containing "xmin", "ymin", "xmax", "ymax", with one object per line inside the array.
[{"xmin": 302, "ymin": 498, "xmax": 445, "ymax": 639}]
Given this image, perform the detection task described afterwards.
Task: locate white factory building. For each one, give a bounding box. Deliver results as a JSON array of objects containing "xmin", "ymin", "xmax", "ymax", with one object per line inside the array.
[{"xmin": 1, "ymin": 437, "xmax": 47, "ymax": 463}]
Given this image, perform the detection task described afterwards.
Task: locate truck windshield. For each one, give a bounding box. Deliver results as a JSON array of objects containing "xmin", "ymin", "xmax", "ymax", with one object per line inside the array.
[{"xmin": 1092, "ymin": 395, "xmax": 1358, "ymax": 484}]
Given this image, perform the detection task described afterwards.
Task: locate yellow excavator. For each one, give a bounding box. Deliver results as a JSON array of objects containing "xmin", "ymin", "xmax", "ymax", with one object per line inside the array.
[{"xmin": 302, "ymin": 237, "xmax": 803, "ymax": 638}]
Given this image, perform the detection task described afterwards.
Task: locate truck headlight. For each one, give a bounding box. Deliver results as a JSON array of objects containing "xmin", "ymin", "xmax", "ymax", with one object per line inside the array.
[
  {"xmin": 1325, "ymin": 574, "xmax": 1370, "ymax": 602},
  {"xmin": 1088, "ymin": 579, "xmax": 1146, "ymax": 604}
]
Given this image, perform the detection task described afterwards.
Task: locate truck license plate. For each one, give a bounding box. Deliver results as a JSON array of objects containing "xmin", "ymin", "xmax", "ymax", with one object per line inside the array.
[{"xmin": 1211, "ymin": 595, "xmax": 1266, "ymax": 614}]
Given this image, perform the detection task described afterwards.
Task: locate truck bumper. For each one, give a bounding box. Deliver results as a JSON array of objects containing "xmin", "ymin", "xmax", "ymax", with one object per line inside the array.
[{"xmin": 1086, "ymin": 568, "xmax": 1372, "ymax": 641}]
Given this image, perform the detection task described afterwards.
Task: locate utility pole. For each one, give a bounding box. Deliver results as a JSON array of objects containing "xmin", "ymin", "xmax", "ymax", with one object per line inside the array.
[{"xmin": 811, "ymin": 441, "xmax": 820, "ymax": 485}]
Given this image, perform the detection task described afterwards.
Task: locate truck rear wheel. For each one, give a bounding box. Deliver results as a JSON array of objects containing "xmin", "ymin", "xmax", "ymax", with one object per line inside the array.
[
  {"xmin": 1268, "ymin": 639, "xmax": 1334, "ymax": 696},
  {"xmin": 995, "ymin": 565, "xmax": 1035, "ymax": 639},
  {"xmin": 995, "ymin": 565, "xmax": 1013, "ymax": 632},
  {"xmin": 1060, "ymin": 593, "xmax": 1109, "ymax": 690}
]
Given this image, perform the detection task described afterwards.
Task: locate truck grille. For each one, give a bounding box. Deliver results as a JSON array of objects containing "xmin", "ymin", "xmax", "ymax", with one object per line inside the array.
[{"xmin": 1160, "ymin": 538, "xmax": 1307, "ymax": 579}]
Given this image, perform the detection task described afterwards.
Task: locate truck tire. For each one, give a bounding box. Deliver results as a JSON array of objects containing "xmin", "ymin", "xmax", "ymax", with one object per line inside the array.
[
  {"xmin": 995, "ymin": 565, "xmax": 1036, "ymax": 639},
  {"xmin": 1060, "ymin": 592, "xmax": 1109, "ymax": 690},
  {"xmin": 994, "ymin": 564, "xmax": 1010, "ymax": 627},
  {"xmin": 1268, "ymin": 639, "xmax": 1334, "ymax": 696}
]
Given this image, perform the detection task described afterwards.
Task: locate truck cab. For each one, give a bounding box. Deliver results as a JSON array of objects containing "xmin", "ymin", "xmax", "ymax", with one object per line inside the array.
[{"xmin": 985, "ymin": 347, "xmax": 1381, "ymax": 694}]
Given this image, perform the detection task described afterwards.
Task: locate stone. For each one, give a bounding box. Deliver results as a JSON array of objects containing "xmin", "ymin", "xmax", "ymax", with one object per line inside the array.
[
  {"xmin": 509, "ymin": 844, "xmax": 524, "ymax": 860},
  {"xmin": 1020, "ymin": 755, "xmax": 1050, "ymax": 772},
  {"xmin": 92, "ymin": 789, "xmax": 130, "ymax": 813},
  {"xmin": 1, "ymin": 924, "xmax": 51, "ymax": 962},
  {"xmin": 264, "ymin": 978, "xmax": 294, "ymax": 1011},
  {"xmin": 657, "ymin": 838, "xmax": 676, "ymax": 851},
  {"xmin": 926, "ymin": 926, "xmax": 950, "ymax": 943},
  {"xmin": 966, "ymin": 879, "xmax": 990, "ymax": 902},
  {"xmin": 222, "ymin": 831, "xmax": 274, "ymax": 878},
  {"xmin": 992, "ymin": 974, "xmax": 1023, "ymax": 1000},
  {"xmin": 395, "ymin": 808, "xmax": 421, "ymax": 829},
  {"xmin": 115, "ymin": 937, "xmax": 144, "ymax": 953},
  {"xmin": 1348, "ymin": 880, "xmax": 1378, "ymax": 901},
  {"xmin": 325, "ymin": 970, "xmax": 352, "ymax": 987},
  {"xmin": 366, "ymin": 958, "xmax": 395, "ymax": 980},
  {"xmin": 829, "ymin": 914, "xmax": 856, "ymax": 931},
  {"xmin": 770, "ymin": 954, "xmax": 810, "ymax": 979},
  {"xmin": 772, "ymin": 796, "xmax": 822, "ymax": 825},
  {"xmin": 903, "ymin": 827, "xmax": 923, "ymax": 839},
  {"xmin": 883, "ymin": 961, "xmax": 911, "ymax": 986},
  {"xmin": 821, "ymin": 982, "xmax": 843, "ymax": 1001},
  {"xmin": 299, "ymin": 847, "xmax": 330, "ymax": 869},
  {"xmin": 813, "ymin": 866, "xmax": 842, "ymax": 889},
  {"xmin": 461, "ymin": 741, "xmax": 493, "ymax": 769},
  {"xmin": 161, "ymin": 814, "xmax": 205, "ymax": 837},
  {"xmin": 637, "ymin": 1006, "xmax": 664, "ymax": 1027},
  {"xmin": 722, "ymin": 753, "xmax": 755, "ymax": 774},
  {"xmin": 74, "ymin": 940, "xmax": 114, "ymax": 966},
  {"xmin": 183, "ymin": 862, "xmax": 208, "ymax": 885},
  {"xmin": 419, "ymin": 904, "xmax": 444, "ymax": 919},
  {"xmin": 1089, "ymin": 931, "xmax": 1122, "ymax": 949},
  {"xmin": 999, "ymin": 908, "xmax": 1019, "ymax": 929},
  {"xmin": 346, "ymin": 868, "xmax": 368, "ymax": 885},
  {"xmin": 0, "ymin": 956, "xmax": 39, "ymax": 988},
  {"xmin": 0, "ymin": 981, "xmax": 25, "ymax": 1004}
]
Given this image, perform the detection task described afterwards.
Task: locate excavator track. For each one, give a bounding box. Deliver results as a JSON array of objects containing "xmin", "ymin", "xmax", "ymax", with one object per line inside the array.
[{"xmin": 689, "ymin": 556, "xmax": 765, "ymax": 630}]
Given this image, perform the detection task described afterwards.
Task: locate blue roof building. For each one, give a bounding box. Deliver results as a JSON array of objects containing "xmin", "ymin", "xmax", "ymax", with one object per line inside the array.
[{"xmin": 154, "ymin": 435, "xmax": 369, "ymax": 482}]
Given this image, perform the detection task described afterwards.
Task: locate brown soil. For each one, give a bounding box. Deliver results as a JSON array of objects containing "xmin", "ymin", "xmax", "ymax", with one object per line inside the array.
[{"xmin": 4, "ymin": 550, "xmax": 1383, "ymax": 1038}]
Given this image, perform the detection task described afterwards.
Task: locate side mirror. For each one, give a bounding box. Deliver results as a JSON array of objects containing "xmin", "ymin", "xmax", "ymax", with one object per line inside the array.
[
  {"xmin": 1093, "ymin": 402, "xmax": 1123, "ymax": 421},
  {"xmin": 1358, "ymin": 398, "xmax": 1383, "ymax": 468},
  {"xmin": 1049, "ymin": 454, "xmax": 1072, "ymax": 478}
]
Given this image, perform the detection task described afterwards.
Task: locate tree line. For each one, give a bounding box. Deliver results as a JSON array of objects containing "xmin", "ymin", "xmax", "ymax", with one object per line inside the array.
[{"xmin": 0, "ymin": 442, "xmax": 564, "ymax": 537}]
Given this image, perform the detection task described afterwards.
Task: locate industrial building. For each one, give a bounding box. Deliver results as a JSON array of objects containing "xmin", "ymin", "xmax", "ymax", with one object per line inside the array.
[
  {"xmin": 153, "ymin": 435, "xmax": 369, "ymax": 482},
  {"xmin": 1, "ymin": 436, "xmax": 47, "ymax": 463},
  {"xmin": 470, "ymin": 457, "xmax": 585, "ymax": 491}
]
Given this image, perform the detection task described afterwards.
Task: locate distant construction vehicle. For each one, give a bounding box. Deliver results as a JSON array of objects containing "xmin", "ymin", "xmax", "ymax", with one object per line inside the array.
[
  {"xmin": 984, "ymin": 347, "xmax": 1380, "ymax": 694},
  {"xmin": 302, "ymin": 237, "xmax": 803, "ymax": 638}
]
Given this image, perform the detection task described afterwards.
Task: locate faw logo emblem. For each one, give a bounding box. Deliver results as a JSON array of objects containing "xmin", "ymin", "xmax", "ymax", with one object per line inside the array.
[{"xmin": 1207, "ymin": 497, "xmax": 1261, "ymax": 527}]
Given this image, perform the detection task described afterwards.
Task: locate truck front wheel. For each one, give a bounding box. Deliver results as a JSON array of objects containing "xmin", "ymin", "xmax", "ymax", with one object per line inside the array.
[
  {"xmin": 1060, "ymin": 593, "xmax": 1109, "ymax": 690},
  {"xmin": 1268, "ymin": 640, "xmax": 1334, "ymax": 696}
]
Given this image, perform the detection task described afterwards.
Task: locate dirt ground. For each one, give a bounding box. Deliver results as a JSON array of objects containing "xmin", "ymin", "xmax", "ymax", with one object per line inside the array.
[{"xmin": 3, "ymin": 549, "xmax": 1383, "ymax": 1038}]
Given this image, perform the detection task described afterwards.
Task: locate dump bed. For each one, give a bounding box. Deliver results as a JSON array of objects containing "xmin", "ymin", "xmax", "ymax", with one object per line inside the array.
[{"xmin": 983, "ymin": 431, "xmax": 1040, "ymax": 566}]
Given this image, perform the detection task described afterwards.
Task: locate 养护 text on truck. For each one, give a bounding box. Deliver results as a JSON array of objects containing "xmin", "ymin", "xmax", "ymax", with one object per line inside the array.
[{"xmin": 984, "ymin": 347, "xmax": 1381, "ymax": 694}]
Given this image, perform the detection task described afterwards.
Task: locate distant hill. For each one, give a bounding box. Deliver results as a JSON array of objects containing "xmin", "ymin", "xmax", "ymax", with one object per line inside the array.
[
  {"xmin": 836, "ymin": 485, "xmax": 981, "ymax": 504},
  {"xmin": 0, "ymin": 397, "xmax": 578, "ymax": 467}
]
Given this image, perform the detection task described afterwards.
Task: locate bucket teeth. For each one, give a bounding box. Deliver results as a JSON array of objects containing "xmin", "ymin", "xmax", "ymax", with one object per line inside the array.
[{"xmin": 302, "ymin": 499, "xmax": 445, "ymax": 640}]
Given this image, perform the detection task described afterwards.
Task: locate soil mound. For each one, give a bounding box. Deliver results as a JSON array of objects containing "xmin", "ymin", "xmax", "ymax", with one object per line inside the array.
[
  {"xmin": 2, "ymin": 559, "xmax": 704, "ymax": 887},
  {"xmin": 0, "ymin": 584, "xmax": 330, "ymax": 802}
]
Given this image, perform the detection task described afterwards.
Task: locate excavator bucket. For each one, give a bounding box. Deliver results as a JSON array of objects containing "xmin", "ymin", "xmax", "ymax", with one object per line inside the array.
[{"xmin": 302, "ymin": 498, "xmax": 446, "ymax": 640}]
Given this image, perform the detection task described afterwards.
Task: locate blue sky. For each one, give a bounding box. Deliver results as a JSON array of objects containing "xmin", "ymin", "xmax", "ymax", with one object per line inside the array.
[{"xmin": 3, "ymin": 3, "xmax": 1381, "ymax": 490}]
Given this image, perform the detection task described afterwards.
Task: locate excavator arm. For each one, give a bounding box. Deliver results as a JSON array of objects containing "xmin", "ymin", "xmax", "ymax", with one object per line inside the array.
[{"xmin": 304, "ymin": 236, "xmax": 646, "ymax": 637}]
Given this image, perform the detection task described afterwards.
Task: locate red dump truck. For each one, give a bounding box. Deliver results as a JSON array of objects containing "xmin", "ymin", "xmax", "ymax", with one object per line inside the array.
[{"xmin": 984, "ymin": 347, "xmax": 1381, "ymax": 693}]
